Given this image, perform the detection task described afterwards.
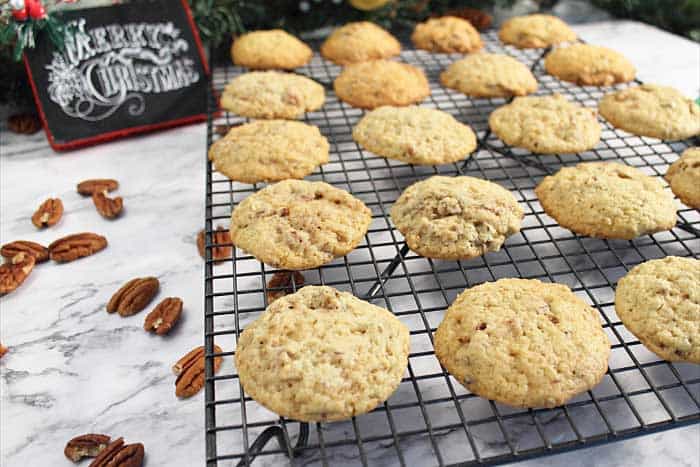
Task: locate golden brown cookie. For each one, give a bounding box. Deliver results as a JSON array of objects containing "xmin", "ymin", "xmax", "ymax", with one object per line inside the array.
[
  {"xmin": 665, "ymin": 147, "xmax": 700, "ymax": 209},
  {"xmin": 544, "ymin": 43, "xmax": 635, "ymax": 86},
  {"xmin": 599, "ymin": 84, "xmax": 700, "ymax": 140},
  {"xmin": 231, "ymin": 29, "xmax": 312, "ymax": 70},
  {"xmin": 615, "ymin": 257, "xmax": 699, "ymax": 363},
  {"xmin": 499, "ymin": 14, "xmax": 576, "ymax": 49},
  {"xmin": 440, "ymin": 53, "xmax": 538, "ymax": 98},
  {"xmin": 488, "ymin": 94, "xmax": 601, "ymax": 154},
  {"xmin": 352, "ymin": 106, "xmax": 476, "ymax": 165},
  {"xmin": 208, "ymin": 120, "xmax": 329, "ymax": 183},
  {"xmin": 221, "ymin": 71, "xmax": 325, "ymax": 120},
  {"xmin": 411, "ymin": 16, "xmax": 483, "ymax": 54},
  {"xmin": 229, "ymin": 180, "xmax": 372, "ymax": 270},
  {"xmin": 435, "ymin": 278, "xmax": 610, "ymax": 408},
  {"xmin": 235, "ymin": 285, "xmax": 409, "ymax": 422},
  {"xmin": 390, "ymin": 176, "xmax": 523, "ymax": 259},
  {"xmin": 320, "ymin": 21, "xmax": 401, "ymax": 65},
  {"xmin": 334, "ymin": 60, "xmax": 430, "ymax": 109},
  {"xmin": 535, "ymin": 162, "xmax": 677, "ymax": 239}
]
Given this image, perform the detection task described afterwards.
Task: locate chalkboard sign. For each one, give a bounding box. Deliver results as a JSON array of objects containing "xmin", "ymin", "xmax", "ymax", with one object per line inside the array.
[{"xmin": 24, "ymin": 0, "xmax": 209, "ymax": 151}]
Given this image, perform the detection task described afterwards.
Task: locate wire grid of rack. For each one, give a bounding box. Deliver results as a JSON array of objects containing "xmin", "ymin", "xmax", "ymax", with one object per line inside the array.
[{"xmin": 202, "ymin": 30, "xmax": 700, "ymax": 467}]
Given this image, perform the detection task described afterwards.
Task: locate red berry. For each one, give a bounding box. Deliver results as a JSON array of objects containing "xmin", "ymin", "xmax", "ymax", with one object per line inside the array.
[
  {"xmin": 12, "ymin": 8, "xmax": 28, "ymax": 21},
  {"xmin": 27, "ymin": 0, "xmax": 46, "ymax": 19}
]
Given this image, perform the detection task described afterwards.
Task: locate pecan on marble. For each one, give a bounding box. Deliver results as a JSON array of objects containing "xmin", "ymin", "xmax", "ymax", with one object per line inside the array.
[
  {"xmin": 0, "ymin": 240, "xmax": 49, "ymax": 263},
  {"xmin": 7, "ymin": 113, "xmax": 41, "ymax": 134},
  {"xmin": 92, "ymin": 190, "xmax": 124, "ymax": 219},
  {"xmin": 0, "ymin": 343, "xmax": 7, "ymax": 359},
  {"xmin": 173, "ymin": 345, "xmax": 223, "ymax": 398},
  {"xmin": 144, "ymin": 297, "xmax": 183, "ymax": 335},
  {"xmin": 48, "ymin": 233, "xmax": 108, "ymax": 263},
  {"xmin": 31, "ymin": 198, "xmax": 63, "ymax": 229},
  {"xmin": 0, "ymin": 252, "xmax": 35, "ymax": 295},
  {"xmin": 266, "ymin": 271, "xmax": 305, "ymax": 303},
  {"xmin": 107, "ymin": 277, "xmax": 159, "ymax": 317},
  {"xmin": 196, "ymin": 226, "xmax": 232, "ymax": 263},
  {"xmin": 64, "ymin": 433, "xmax": 111, "ymax": 462},
  {"xmin": 89, "ymin": 438, "xmax": 144, "ymax": 467},
  {"xmin": 77, "ymin": 179, "xmax": 119, "ymax": 196}
]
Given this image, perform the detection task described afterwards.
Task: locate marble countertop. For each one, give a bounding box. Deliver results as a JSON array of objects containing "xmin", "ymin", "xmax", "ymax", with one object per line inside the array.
[{"xmin": 1, "ymin": 20, "xmax": 699, "ymax": 467}]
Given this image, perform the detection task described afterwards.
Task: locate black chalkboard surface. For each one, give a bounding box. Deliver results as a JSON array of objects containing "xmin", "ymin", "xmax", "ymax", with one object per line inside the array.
[{"xmin": 24, "ymin": 0, "xmax": 209, "ymax": 151}]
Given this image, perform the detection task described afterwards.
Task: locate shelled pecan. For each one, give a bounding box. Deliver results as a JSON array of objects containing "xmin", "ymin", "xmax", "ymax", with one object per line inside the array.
[
  {"xmin": 7, "ymin": 113, "xmax": 41, "ymax": 134},
  {"xmin": 144, "ymin": 297, "xmax": 183, "ymax": 335},
  {"xmin": 31, "ymin": 198, "xmax": 63, "ymax": 229},
  {"xmin": 77, "ymin": 179, "xmax": 119, "ymax": 196},
  {"xmin": 49, "ymin": 233, "xmax": 108, "ymax": 262},
  {"xmin": 0, "ymin": 240, "xmax": 49, "ymax": 263},
  {"xmin": 89, "ymin": 438, "xmax": 144, "ymax": 467},
  {"xmin": 92, "ymin": 190, "xmax": 124, "ymax": 219},
  {"xmin": 0, "ymin": 252, "xmax": 35, "ymax": 295},
  {"xmin": 64, "ymin": 434, "xmax": 111, "ymax": 462},
  {"xmin": 196, "ymin": 226, "xmax": 232, "ymax": 263},
  {"xmin": 0, "ymin": 343, "xmax": 7, "ymax": 359},
  {"xmin": 107, "ymin": 277, "xmax": 159, "ymax": 317},
  {"xmin": 266, "ymin": 271, "xmax": 305, "ymax": 303},
  {"xmin": 173, "ymin": 345, "xmax": 223, "ymax": 398}
]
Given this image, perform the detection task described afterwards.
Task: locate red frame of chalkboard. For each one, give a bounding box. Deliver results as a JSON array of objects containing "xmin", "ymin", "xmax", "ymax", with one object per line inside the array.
[{"xmin": 23, "ymin": 0, "xmax": 213, "ymax": 151}]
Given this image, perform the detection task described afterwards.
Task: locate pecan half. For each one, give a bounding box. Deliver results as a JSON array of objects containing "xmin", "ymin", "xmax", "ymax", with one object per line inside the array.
[
  {"xmin": 107, "ymin": 277, "xmax": 159, "ymax": 316},
  {"xmin": 64, "ymin": 434, "xmax": 111, "ymax": 462},
  {"xmin": 144, "ymin": 297, "xmax": 182, "ymax": 335},
  {"xmin": 197, "ymin": 226, "xmax": 232, "ymax": 263},
  {"xmin": 174, "ymin": 345, "xmax": 223, "ymax": 398},
  {"xmin": 266, "ymin": 271, "xmax": 305, "ymax": 303},
  {"xmin": 92, "ymin": 191, "xmax": 124, "ymax": 219},
  {"xmin": 7, "ymin": 113, "xmax": 41, "ymax": 134},
  {"xmin": 0, "ymin": 343, "xmax": 7, "ymax": 359},
  {"xmin": 89, "ymin": 438, "xmax": 143, "ymax": 467},
  {"xmin": 77, "ymin": 179, "xmax": 119, "ymax": 196},
  {"xmin": 0, "ymin": 252, "xmax": 35, "ymax": 295},
  {"xmin": 49, "ymin": 233, "xmax": 108, "ymax": 263},
  {"xmin": 32, "ymin": 198, "xmax": 63, "ymax": 229},
  {"xmin": 0, "ymin": 240, "xmax": 49, "ymax": 263}
]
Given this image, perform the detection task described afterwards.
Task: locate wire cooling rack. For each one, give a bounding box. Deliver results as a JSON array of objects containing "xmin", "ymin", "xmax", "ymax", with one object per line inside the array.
[{"xmin": 202, "ymin": 30, "xmax": 700, "ymax": 467}]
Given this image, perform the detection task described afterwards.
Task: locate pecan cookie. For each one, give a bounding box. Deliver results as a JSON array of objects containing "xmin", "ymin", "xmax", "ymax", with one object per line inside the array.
[
  {"xmin": 440, "ymin": 53, "xmax": 538, "ymax": 98},
  {"xmin": 411, "ymin": 16, "xmax": 482, "ymax": 53},
  {"xmin": 499, "ymin": 14, "xmax": 576, "ymax": 49},
  {"xmin": 544, "ymin": 43, "xmax": 635, "ymax": 86},
  {"xmin": 665, "ymin": 147, "xmax": 700, "ymax": 209},
  {"xmin": 320, "ymin": 21, "xmax": 400, "ymax": 65},
  {"xmin": 232, "ymin": 29, "xmax": 312, "ymax": 70}
]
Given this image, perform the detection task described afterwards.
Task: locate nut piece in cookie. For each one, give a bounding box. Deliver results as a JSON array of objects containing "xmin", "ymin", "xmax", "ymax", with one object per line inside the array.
[
  {"xmin": 411, "ymin": 16, "xmax": 482, "ymax": 54},
  {"xmin": 544, "ymin": 43, "xmax": 635, "ymax": 86},
  {"xmin": 435, "ymin": 278, "xmax": 610, "ymax": 408},
  {"xmin": 32, "ymin": 198, "xmax": 63, "ymax": 229},
  {"xmin": 235, "ymin": 286, "xmax": 410, "ymax": 421},
  {"xmin": 48, "ymin": 233, "xmax": 107, "ymax": 263},
  {"xmin": 499, "ymin": 14, "xmax": 576, "ymax": 49},
  {"xmin": 0, "ymin": 252, "xmax": 36, "ymax": 295},
  {"xmin": 320, "ymin": 21, "xmax": 400, "ymax": 65},
  {"xmin": 144, "ymin": 297, "xmax": 183, "ymax": 335},
  {"xmin": 665, "ymin": 147, "xmax": 700, "ymax": 209},
  {"xmin": 64, "ymin": 434, "xmax": 111, "ymax": 462},
  {"xmin": 440, "ymin": 53, "xmax": 537, "ymax": 98},
  {"xmin": 107, "ymin": 277, "xmax": 160, "ymax": 317},
  {"xmin": 1, "ymin": 240, "xmax": 49, "ymax": 263},
  {"xmin": 174, "ymin": 345, "xmax": 223, "ymax": 398},
  {"xmin": 232, "ymin": 29, "xmax": 312, "ymax": 70}
]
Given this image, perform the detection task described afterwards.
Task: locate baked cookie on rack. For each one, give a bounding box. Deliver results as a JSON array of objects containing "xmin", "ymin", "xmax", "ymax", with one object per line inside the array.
[
  {"xmin": 411, "ymin": 16, "xmax": 483, "ymax": 54},
  {"xmin": 544, "ymin": 43, "xmax": 635, "ymax": 86},
  {"xmin": 229, "ymin": 180, "xmax": 372, "ymax": 270},
  {"xmin": 615, "ymin": 256, "xmax": 699, "ymax": 363},
  {"xmin": 488, "ymin": 94, "xmax": 600, "ymax": 154},
  {"xmin": 352, "ymin": 106, "xmax": 477, "ymax": 165},
  {"xmin": 665, "ymin": 147, "xmax": 700, "ymax": 209},
  {"xmin": 390, "ymin": 176, "xmax": 523, "ymax": 259},
  {"xmin": 435, "ymin": 278, "xmax": 610, "ymax": 408},
  {"xmin": 535, "ymin": 162, "xmax": 677, "ymax": 239},
  {"xmin": 498, "ymin": 14, "xmax": 576, "ymax": 49},
  {"xmin": 235, "ymin": 285, "xmax": 410, "ymax": 422},
  {"xmin": 320, "ymin": 21, "xmax": 401, "ymax": 65},
  {"xmin": 231, "ymin": 29, "xmax": 312, "ymax": 70},
  {"xmin": 208, "ymin": 120, "xmax": 329, "ymax": 183},
  {"xmin": 334, "ymin": 60, "xmax": 430, "ymax": 109},
  {"xmin": 440, "ymin": 53, "xmax": 538, "ymax": 98},
  {"xmin": 599, "ymin": 84, "xmax": 700, "ymax": 140},
  {"xmin": 220, "ymin": 71, "xmax": 325, "ymax": 120}
]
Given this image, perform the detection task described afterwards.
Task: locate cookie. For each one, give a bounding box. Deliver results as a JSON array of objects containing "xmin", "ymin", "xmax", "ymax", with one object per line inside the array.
[
  {"xmin": 235, "ymin": 285, "xmax": 410, "ymax": 421},
  {"xmin": 334, "ymin": 60, "xmax": 430, "ymax": 110},
  {"xmin": 352, "ymin": 106, "xmax": 477, "ymax": 165},
  {"xmin": 229, "ymin": 180, "xmax": 372, "ymax": 270},
  {"xmin": 390, "ymin": 176, "xmax": 523, "ymax": 259},
  {"xmin": 665, "ymin": 147, "xmax": 700, "ymax": 209},
  {"xmin": 231, "ymin": 29, "xmax": 312, "ymax": 70},
  {"xmin": 498, "ymin": 14, "xmax": 576, "ymax": 49},
  {"xmin": 544, "ymin": 43, "xmax": 635, "ymax": 86},
  {"xmin": 320, "ymin": 21, "xmax": 401, "ymax": 65},
  {"xmin": 221, "ymin": 71, "xmax": 325, "ymax": 120},
  {"xmin": 411, "ymin": 16, "xmax": 483, "ymax": 54},
  {"xmin": 435, "ymin": 278, "xmax": 610, "ymax": 408},
  {"xmin": 535, "ymin": 162, "xmax": 677, "ymax": 239},
  {"xmin": 440, "ymin": 53, "xmax": 538, "ymax": 98},
  {"xmin": 615, "ymin": 257, "xmax": 699, "ymax": 363},
  {"xmin": 209, "ymin": 120, "xmax": 329, "ymax": 183},
  {"xmin": 599, "ymin": 84, "xmax": 700, "ymax": 140},
  {"xmin": 488, "ymin": 94, "xmax": 601, "ymax": 154}
]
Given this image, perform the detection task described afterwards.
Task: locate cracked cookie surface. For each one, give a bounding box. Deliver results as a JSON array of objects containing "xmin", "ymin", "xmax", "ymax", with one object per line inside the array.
[
  {"xmin": 320, "ymin": 21, "xmax": 400, "ymax": 65},
  {"xmin": 535, "ymin": 162, "xmax": 676, "ymax": 239},
  {"xmin": 221, "ymin": 71, "xmax": 325, "ymax": 119},
  {"xmin": 440, "ymin": 53, "xmax": 538, "ymax": 98},
  {"xmin": 235, "ymin": 285, "xmax": 410, "ymax": 421},
  {"xmin": 411, "ymin": 16, "xmax": 482, "ymax": 53},
  {"xmin": 209, "ymin": 120, "xmax": 329, "ymax": 183},
  {"xmin": 544, "ymin": 43, "xmax": 635, "ymax": 86},
  {"xmin": 488, "ymin": 93, "xmax": 600, "ymax": 154},
  {"xmin": 231, "ymin": 29, "xmax": 312, "ymax": 70},
  {"xmin": 615, "ymin": 257, "xmax": 700, "ymax": 363},
  {"xmin": 229, "ymin": 180, "xmax": 372, "ymax": 269},
  {"xmin": 352, "ymin": 106, "xmax": 476, "ymax": 165},
  {"xmin": 390, "ymin": 176, "xmax": 523, "ymax": 259},
  {"xmin": 435, "ymin": 278, "xmax": 610, "ymax": 408},
  {"xmin": 665, "ymin": 147, "xmax": 700, "ymax": 209},
  {"xmin": 498, "ymin": 14, "xmax": 576, "ymax": 49}
]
